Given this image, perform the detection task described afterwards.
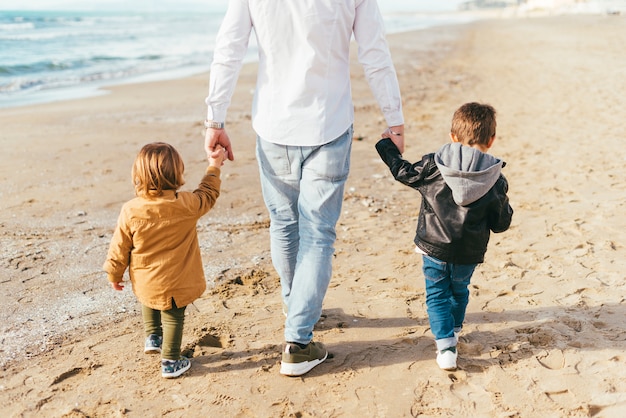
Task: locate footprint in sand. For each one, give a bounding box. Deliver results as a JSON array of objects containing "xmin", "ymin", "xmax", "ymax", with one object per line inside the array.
[
  {"xmin": 211, "ymin": 393, "xmax": 238, "ymax": 406},
  {"xmin": 184, "ymin": 329, "xmax": 224, "ymax": 357},
  {"xmin": 50, "ymin": 363, "xmax": 102, "ymax": 386},
  {"xmin": 536, "ymin": 349, "xmax": 565, "ymax": 370}
]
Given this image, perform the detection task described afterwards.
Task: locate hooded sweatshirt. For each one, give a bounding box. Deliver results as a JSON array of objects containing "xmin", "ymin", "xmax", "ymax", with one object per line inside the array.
[
  {"xmin": 435, "ymin": 142, "xmax": 503, "ymax": 206},
  {"xmin": 376, "ymin": 138, "xmax": 513, "ymax": 264}
]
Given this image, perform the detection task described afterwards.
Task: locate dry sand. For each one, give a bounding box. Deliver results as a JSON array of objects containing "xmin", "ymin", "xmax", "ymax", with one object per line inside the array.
[{"xmin": 1, "ymin": 14, "xmax": 625, "ymax": 418}]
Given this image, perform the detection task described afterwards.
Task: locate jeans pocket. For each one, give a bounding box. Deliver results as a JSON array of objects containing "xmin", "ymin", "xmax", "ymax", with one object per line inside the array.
[
  {"xmin": 256, "ymin": 137, "xmax": 291, "ymax": 176},
  {"xmin": 306, "ymin": 127, "xmax": 352, "ymax": 181},
  {"xmin": 422, "ymin": 255, "xmax": 447, "ymax": 283},
  {"xmin": 452, "ymin": 264, "xmax": 476, "ymax": 284}
]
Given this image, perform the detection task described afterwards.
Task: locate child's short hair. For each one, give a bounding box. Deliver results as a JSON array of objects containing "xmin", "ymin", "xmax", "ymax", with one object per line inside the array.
[
  {"xmin": 132, "ymin": 142, "xmax": 185, "ymax": 197},
  {"xmin": 450, "ymin": 102, "xmax": 497, "ymax": 146}
]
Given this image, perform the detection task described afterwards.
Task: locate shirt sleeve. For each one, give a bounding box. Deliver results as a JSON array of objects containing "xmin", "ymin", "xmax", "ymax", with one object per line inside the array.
[
  {"xmin": 353, "ymin": 0, "xmax": 404, "ymax": 127},
  {"xmin": 205, "ymin": 0, "xmax": 253, "ymax": 122}
]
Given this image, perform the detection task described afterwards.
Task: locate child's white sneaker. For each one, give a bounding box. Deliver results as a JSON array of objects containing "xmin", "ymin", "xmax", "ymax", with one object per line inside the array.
[{"xmin": 436, "ymin": 346, "xmax": 457, "ymax": 371}]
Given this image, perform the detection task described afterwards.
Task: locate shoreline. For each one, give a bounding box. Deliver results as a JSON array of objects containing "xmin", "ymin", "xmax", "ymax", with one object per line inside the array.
[
  {"xmin": 0, "ymin": 64, "xmax": 215, "ymax": 110},
  {"xmin": 1, "ymin": 14, "xmax": 626, "ymax": 417}
]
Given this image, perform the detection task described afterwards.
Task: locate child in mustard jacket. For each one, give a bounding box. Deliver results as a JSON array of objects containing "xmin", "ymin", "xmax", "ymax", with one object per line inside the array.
[{"xmin": 103, "ymin": 142, "xmax": 225, "ymax": 378}]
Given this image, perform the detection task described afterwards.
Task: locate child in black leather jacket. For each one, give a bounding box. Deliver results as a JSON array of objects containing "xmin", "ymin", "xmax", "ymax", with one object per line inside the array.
[{"xmin": 376, "ymin": 102, "xmax": 513, "ymax": 371}]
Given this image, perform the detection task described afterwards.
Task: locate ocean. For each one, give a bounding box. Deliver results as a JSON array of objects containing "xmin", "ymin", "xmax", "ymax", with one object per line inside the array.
[{"xmin": 0, "ymin": 9, "xmax": 474, "ymax": 109}]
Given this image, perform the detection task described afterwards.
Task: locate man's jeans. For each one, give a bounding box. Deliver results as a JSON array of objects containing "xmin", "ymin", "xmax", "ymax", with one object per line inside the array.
[
  {"xmin": 256, "ymin": 127, "xmax": 352, "ymax": 344},
  {"xmin": 422, "ymin": 255, "xmax": 476, "ymax": 350}
]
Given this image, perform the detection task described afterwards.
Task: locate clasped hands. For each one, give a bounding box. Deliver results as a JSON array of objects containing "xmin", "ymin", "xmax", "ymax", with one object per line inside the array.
[{"xmin": 205, "ymin": 127, "xmax": 235, "ymax": 164}]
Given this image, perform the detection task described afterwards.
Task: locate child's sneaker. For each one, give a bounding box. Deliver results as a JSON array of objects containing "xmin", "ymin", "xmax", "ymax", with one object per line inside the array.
[
  {"xmin": 161, "ymin": 356, "xmax": 191, "ymax": 378},
  {"xmin": 144, "ymin": 334, "xmax": 163, "ymax": 354},
  {"xmin": 436, "ymin": 346, "xmax": 457, "ymax": 371},
  {"xmin": 280, "ymin": 341, "xmax": 328, "ymax": 376}
]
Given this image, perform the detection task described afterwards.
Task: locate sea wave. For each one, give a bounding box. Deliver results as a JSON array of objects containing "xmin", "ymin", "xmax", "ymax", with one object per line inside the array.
[
  {"xmin": 0, "ymin": 54, "xmax": 207, "ymax": 94},
  {"xmin": 0, "ymin": 13, "xmax": 144, "ymax": 26},
  {"xmin": 0, "ymin": 26, "xmax": 155, "ymax": 42},
  {"xmin": 0, "ymin": 21, "xmax": 35, "ymax": 31},
  {"xmin": 0, "ymin": 55, "xmax": 153, "ymax": 76}
]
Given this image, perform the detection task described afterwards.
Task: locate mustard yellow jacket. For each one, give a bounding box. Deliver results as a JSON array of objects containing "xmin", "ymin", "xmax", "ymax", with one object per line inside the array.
[{"xmin": 103, "ymin": 166, "xmax": 221, "ymax": 310}]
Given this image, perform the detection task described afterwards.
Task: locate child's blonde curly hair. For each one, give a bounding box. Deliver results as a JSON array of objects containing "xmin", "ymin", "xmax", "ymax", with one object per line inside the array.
[{"xmin": 132, "ymin": 142, "xmax": 185, "ymax": 197}]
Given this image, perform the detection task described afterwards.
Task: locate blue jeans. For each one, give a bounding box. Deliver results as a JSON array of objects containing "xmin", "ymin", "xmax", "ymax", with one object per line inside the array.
[
  {"xmin": 422, "ymin": 255, "xmax": 476, "ymax": 350},
  {"xmin": 256, "ymin": 127, "xmax": 352, "ymax": 344}
]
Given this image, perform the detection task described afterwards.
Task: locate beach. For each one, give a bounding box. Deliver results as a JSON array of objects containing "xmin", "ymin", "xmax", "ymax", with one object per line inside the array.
[{"xmin": 1, "ymin": 14, "xmax": 625, "ymax": 417}]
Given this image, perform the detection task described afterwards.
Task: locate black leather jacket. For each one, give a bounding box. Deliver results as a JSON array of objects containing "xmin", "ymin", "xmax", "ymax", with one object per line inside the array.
[{"xmin": 376, "ymin": 138, "xmax": 513, "ymax": 264}]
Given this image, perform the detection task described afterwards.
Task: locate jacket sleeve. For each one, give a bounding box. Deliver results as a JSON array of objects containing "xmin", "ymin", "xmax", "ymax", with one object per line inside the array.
[
  {"xmin": 191, "ymin": 166, "xmax": 222, "ymax": 217},
  {"xmin": 489, "ymin": 175, "xmax": 514, "ymax": 233},
  {"xmin": 102, "ymin": 209, "xmax": 133, "ymax": 283},
  {"xmin": 375, "ymin": 138, "xmax": 429, "ymax": 189}
]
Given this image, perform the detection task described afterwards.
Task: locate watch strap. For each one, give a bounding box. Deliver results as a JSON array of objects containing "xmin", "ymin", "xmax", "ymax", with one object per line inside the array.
[{"xmin": 204, "ymin": 120, "xmax": 225, "ymax": 129}]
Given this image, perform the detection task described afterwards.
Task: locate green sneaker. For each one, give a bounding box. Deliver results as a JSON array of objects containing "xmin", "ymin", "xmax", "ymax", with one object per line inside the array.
[
  {"xmin": 161, "ymin": 356, "xmax": 191, "ymax": 378},
  {"xmin": 144, "ymin": 334, "xmax": 162, "ymax": 354},
  {"xmin": 280, "ymin": 341, "xmax": 328, "ymax": 376}
]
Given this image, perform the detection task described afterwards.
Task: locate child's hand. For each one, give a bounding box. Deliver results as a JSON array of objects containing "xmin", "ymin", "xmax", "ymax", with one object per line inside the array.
[
  {"xmin": 382, "ymin": 125, "xmax": 405, "ymax": 154},
  {"xmin": 209, "ymin": 145, "xmax": 227, "ymax": 167},
  {"xmin": 111, "ymin": 282, "xmax": 124, "ymax": 291}
]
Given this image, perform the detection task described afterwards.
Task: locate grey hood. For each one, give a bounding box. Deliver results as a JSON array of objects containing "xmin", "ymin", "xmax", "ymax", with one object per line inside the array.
[{"xmin": 434, "ymin": 142, "xmax": 503, "ymax": 206}]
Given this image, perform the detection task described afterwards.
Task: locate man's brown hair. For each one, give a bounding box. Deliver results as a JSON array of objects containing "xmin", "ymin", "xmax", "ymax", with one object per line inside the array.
[
  {"xmin": 450, "ymin": 102, "xmax": 497, "ymax": 146},
  {"xmin": 132, "ymin": 142, "xmax": 185, "ymax": 197}
]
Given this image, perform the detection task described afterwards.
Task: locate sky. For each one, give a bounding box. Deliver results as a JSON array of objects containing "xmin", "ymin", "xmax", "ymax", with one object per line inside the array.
[{"xmin": 0, "ymin": 0, "xmax": 466, "ymax": 13}]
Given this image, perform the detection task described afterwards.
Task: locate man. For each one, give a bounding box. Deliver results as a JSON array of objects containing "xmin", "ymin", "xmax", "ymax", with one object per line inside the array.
[{"xmin": 205, "ymin": 0, "xmax": 404, "ymax": 376}]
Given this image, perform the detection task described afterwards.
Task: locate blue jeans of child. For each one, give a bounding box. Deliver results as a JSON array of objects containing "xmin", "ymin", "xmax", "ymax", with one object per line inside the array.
[
  {"xmin": 256, "ymin": 127, "xmax": 352, "ymax": 344},
  {"xmin": 422, "ymin": 255, "xmax": 476, "ymax": 350}
]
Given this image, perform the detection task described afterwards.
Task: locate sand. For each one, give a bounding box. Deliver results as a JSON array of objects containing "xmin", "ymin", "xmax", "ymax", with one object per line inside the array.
[{"xmin": 1, "ymin": 14, "xmax": 625, "ymax": 418}]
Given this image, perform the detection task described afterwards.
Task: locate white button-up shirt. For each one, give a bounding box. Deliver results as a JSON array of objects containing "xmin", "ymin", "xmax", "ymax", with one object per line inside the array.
[{"xmin": 206, "ymin": 0, "xmax": 404, "ymax": 146}]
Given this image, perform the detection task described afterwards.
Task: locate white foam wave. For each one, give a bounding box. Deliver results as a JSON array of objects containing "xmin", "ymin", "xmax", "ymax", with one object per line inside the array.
[{"xmin": 0, "ymin": 22, "xmax": 35, "ymax": 31}]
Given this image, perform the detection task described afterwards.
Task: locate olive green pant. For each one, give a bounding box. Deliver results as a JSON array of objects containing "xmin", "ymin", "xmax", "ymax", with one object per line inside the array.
[{"xmin": 142, "ymin": 300, "xmax": 186, "ymax": 360}]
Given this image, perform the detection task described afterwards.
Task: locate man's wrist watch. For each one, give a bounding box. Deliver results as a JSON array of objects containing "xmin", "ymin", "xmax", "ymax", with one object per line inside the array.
[{"xmin": 204, "ymin": 120, "xmax": 224, "ymax": 129}]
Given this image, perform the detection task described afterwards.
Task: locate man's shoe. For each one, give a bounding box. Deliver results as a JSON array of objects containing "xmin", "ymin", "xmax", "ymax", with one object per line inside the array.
[
  {"xmin": 144, "ymin": 334, "xmax": 162, "ymax": 354},
  {"xmin": 161, "ymin": 356, "xmax": 191, "ymax": 378},
  {"xmin": 436, "ymin": 346, "xmax": 457, "ymax": 371},
  {"xmin": 280, "ymin": 341, "xmax": 328, "ymax": 376}
]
